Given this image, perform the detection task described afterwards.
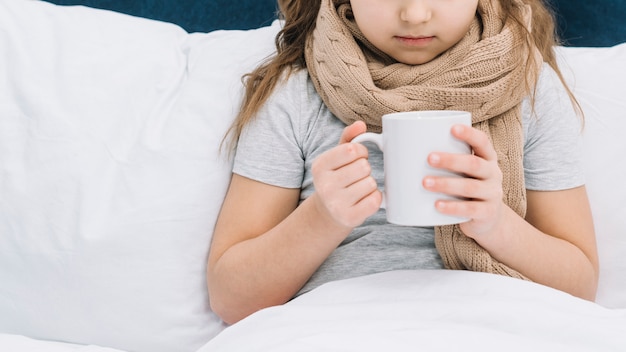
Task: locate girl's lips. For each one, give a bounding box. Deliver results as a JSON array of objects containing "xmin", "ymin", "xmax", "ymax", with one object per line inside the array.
[{"xmin": 395, "ymin": 36, "xmax": 435, "ymax": 46}]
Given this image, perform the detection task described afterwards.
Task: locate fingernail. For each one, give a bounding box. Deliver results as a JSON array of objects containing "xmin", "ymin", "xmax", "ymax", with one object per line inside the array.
[{"xmin": 429, "ymin": 153, "xmax": 440, "ymax": 165}]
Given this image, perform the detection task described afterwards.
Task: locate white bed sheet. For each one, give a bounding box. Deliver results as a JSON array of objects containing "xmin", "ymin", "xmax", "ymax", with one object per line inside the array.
[
  {"xmin": 200, "ymin": 270, "xmax": 626, "ymax": 352},
  {"xmin": 0, "ymin": 334, "xmax": 126, "ymax": 352}
]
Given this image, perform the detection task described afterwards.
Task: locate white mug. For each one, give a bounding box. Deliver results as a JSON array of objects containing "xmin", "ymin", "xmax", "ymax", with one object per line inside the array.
[{"xmin": 352, "ymin": 110, "xmax": 472, "ymax": 226}]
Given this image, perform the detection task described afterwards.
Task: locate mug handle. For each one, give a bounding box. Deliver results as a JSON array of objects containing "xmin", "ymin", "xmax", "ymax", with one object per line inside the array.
[{"xmin": 351, "ymin": 132, "xmax": 386, "ymax": 209}]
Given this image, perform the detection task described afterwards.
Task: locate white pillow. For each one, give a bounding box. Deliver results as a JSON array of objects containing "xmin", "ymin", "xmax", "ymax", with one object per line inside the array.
[
  {"xmin": 0, "ymin": 0, "xmax": 278, "ymax": 351},
  {"xmin": 557, "ymin": 44, "xmax": 626, "ymax": 308}
]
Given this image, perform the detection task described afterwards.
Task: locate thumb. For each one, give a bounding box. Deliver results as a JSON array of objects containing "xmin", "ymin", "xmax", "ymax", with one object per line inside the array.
[{"xmin": 339, "ymin": 121, "xmax": 367, "ymax": 144}]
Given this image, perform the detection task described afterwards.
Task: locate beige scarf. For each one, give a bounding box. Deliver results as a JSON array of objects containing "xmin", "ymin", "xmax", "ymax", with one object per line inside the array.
[{"xmin": 305, "ymin": 0, "xmax": 540, "ymax": 279}]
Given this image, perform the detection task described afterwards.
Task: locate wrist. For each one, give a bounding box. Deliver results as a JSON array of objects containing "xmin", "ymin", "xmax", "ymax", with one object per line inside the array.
[
  {"xmin": 305, "ymin": 193, "xmax": 354, "ymax": 239},
  {"xmin": 471, "ymin": 205, "xmax": 523, "ymax": 262}
]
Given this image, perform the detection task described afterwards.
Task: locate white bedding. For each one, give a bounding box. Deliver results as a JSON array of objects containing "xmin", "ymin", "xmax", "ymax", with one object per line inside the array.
[
  {"xmin": 201, "ymin": 271, "xmax": 626, "ymax": 352},
  {"xmin": 4, "ymin": 271, "xmax": 626, "ymax": 352},
  {"xmin": 0, "ymin": 334, "xmax": 126, "ymax": 352}
]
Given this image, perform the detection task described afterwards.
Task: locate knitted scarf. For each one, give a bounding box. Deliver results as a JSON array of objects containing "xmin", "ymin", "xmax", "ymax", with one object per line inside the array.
[{"xmin": 305, "ymin": 0, "xmax": 540, "ymax": 279}]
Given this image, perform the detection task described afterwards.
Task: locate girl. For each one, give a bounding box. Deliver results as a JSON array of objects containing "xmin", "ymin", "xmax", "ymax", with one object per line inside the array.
[{"xmin": 207, "ymin": 0, "xmax": 599, "ymax": 324}]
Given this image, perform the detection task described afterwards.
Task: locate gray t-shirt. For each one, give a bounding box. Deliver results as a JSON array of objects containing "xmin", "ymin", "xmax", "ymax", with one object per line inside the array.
[{"xmin": 233, "ymin": 65, "xmax": 585, "ymax": 296}]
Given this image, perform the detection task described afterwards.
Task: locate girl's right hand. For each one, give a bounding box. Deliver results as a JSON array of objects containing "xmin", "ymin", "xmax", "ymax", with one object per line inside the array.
[{"xmin": 310, "ymin": 121, "xmax": 382, "ymax": 229}]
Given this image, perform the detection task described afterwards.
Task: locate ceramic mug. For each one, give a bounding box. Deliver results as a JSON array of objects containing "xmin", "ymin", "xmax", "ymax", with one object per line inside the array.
[{"xmin": 352, "ymin": 110, "xmax": 472, "ymax": 226}]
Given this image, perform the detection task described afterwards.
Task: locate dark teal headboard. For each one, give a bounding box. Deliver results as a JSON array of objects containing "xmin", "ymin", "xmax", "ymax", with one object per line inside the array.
[
  {"xmin": 44, "ymin": 0, "xmax": 278, "ymax": 32},
  {"xmin": 43, "ymin": 0, "xmax": 626, "ymax": 47},
  {"xmin": 550, "ymin": 1, "xmax": 626, "ymax": 47}
]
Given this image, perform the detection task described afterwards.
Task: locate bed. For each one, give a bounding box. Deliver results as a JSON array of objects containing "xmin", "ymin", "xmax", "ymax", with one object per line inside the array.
[{"xmin": 0, "ymin": 0, "xmax": 625, "ymax": 351}]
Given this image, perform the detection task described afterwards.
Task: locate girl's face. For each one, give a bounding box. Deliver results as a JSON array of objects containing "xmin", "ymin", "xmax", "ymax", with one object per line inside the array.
[{"xmin": 350, "ymin": 0, "xmax": 479, "ymax": 65}]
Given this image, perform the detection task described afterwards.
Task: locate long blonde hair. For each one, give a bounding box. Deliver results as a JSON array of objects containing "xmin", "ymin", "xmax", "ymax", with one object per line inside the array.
[{"xmin": 225, "ymin": 0, "xmax": 579, "ymax": 149}]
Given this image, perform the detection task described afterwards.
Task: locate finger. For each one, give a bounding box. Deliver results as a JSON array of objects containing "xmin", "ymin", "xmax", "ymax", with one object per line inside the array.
[
  {"xmin": 345, "ymin": 176, "xmax": 380, "ymax": 207},
  {"xmin": 434, "ymin": 198, "xmax": 481, "ymax": 219},
  {"xmin": 451, "ymin": 124, "xmax": 497, "ymax": 161},
  {"xmin": 325, "ymin": 185, "xmax": 382, "ymax": 229},
  {"xmin": 424, "ymin": 175, "xmax": 501, "ymax": 201},
  {"xmin": 316, "ymin": 156, "xmax": 372, "ymax": 192},
  {"xmin": 428, "ymin": 152, "xmax": 493, "ymax": 180},
  {"xmin": 314, "ymin": 142, "xmax": 369, "ymax": 173},
  {"xmin": 353, "ymin": 188, "xmax": 383, "ymax": 218},
  {"xmin": 339, "ymin": 121, "xmax": 367, "ymax": 144},
  {"xmin": 331, "ymin": 157, "xmax": 373, "ymax": 189}
]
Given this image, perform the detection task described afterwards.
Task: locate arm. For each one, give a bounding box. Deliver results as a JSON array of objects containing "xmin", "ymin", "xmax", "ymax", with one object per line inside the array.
[
  {"xmin": 478, "ymin": 187, "xmax": 598, "ymax": 300},
  {"xmin": 208, "ymin": 175, "xmax": 342, "ymax": 325},
  {"xmin": 424, "ymin": 124, "xmax": 598, "ymax": 300},
  {"xmin": 207, "ymin": 121, "xmax": 381, "ymax": 324},
  {"xmin": 522, "ymin": 187, "xmax": 598, "ymax": 299}
]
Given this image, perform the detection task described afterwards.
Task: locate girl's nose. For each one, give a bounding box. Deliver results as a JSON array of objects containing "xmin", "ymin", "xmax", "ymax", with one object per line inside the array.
[{"xmin": 400, "ymin": 0, "xmax": 432, "ymax": 24}]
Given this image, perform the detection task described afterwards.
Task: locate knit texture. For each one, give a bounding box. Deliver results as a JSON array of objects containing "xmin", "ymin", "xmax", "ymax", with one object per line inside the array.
[{"xmin": 305, "ymin": 0, "xmax": 540, "ymax": 279}]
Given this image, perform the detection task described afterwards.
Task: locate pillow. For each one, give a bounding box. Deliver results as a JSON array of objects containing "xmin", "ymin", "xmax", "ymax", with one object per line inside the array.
[
  {"xmin": 557, "ymin": 44, "xmax": 626, "ymax": 308},
  {"xmin": 0, "ymin": 0, "xmax": 278, "ymax": 351}
]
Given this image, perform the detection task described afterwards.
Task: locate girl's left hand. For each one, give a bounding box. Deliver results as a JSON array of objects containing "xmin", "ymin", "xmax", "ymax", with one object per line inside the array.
[{"xmin": 422, "ymin": 124, "xmax": 505, "ymax": 242}]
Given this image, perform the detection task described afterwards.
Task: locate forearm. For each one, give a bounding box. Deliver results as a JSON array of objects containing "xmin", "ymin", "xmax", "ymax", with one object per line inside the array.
[
  {"xmin": 208, "ymin": 194, "xmax": 350, "ymax": 324},
  {"xmin": 478, "ymin": 205, "xmax": 598, "ymax": 301}
]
